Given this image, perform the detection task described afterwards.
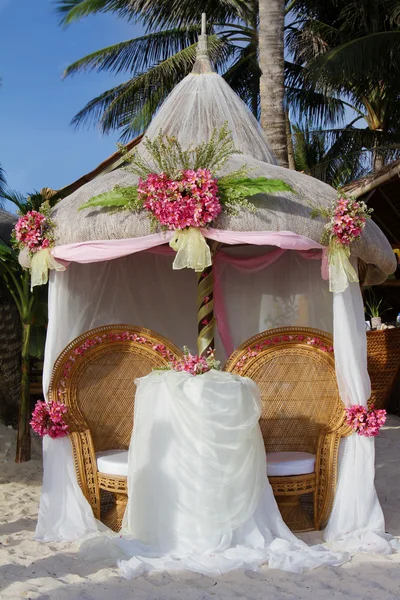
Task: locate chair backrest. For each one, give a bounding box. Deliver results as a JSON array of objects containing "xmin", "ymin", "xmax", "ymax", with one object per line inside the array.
[
  {"xmin": 367, "ymin": 328, "xmax": 400, "ymax": 410},
  {"xmin": 48, "ymin": 325, "xmax": 183, "ymax": 452},
  {"xmin": 224, "ymin": 327, "xmax": 345, "ymax": 454}
]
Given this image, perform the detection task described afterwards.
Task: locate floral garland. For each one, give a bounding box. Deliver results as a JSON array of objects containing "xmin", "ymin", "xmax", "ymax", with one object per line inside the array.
[
  {"xmin": 312, "ymin": 195, "xmax": 373, "ymax": 293},
  {"xmin": 157, "ymin": 346, "xmax": 220, "ymax": 376},
  {"xmin": 234, "ymin": 334, "xmax": 333, "ymax": 374},
  {"xmin": 30, "ymin": 400, "xmax": 69, "ymax": 439},
  {"xmin": 79, "ymin": 125, "xmax": 294, "ymax": 273},
  {"xmin": 345, "ymin": 405, "xmax": 386, "ymax": 437}
]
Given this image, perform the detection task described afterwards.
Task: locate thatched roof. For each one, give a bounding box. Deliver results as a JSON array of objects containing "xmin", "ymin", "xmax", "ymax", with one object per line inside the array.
[
  {"xmin": 51, "ymin": 41, "xmax": 396, "ymax": 286},
  {"xmin": 0, "ymin": 209, "xmax": 16, "ymax": 244},
  {"xmin": 56, "ymin": 135, "xmax": 143, "ymax": 200},
  {"xmin": 342, "ymin": 160, "xmax": 400, "ymax": 246}
]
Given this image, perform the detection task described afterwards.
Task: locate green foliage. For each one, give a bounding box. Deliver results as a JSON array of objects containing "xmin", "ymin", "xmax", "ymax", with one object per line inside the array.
[
  {"xmin": 82, "ymin": 127, "xmax": 295, "ymax": 217},
  {"xmin": 218, "ymin": 176, "xmax": 294, "ymax": 214},
  {"xmin": 2, "ymin": 190, "xmax": 58, "ymax": 216},
  {"xmin": 0, "ymin": 164, "xmax": 6, "ymax": 200},
  {"xmin": 287, "ymin": 0, "xmax": 400, "ymax": 175},
  {"xmin": 126, "ymin": 123, "xmax": 239, "ymax": 179},
  {"xmin": 57, "ymin": 0, "xmax": 344, "ymax": 142},
  {"xmin": 364, "ymin": 289, "xmax": 392, "ymax": 318},
  {"xmin": 79, "ymin": 187, "xmax": 135, "ymax": 210}
]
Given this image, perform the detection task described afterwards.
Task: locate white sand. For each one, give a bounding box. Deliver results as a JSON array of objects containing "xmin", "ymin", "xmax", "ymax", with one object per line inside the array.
[{"xmin": 1, "ymin": 418, "xmax": 400, "ymax": 600}]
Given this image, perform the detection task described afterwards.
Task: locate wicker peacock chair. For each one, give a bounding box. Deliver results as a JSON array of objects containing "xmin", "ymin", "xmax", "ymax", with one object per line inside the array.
[
  {"xmin": 224, "ymin": 326, "xmax": 351, "ymax": 532},
  {"xmin": 48, "ymin": 324, "xmax": 183, "ymax": 532}
]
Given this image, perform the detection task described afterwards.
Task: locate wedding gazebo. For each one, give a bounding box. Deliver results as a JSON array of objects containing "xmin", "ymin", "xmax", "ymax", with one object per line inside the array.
[{"xmin": 32, "ymin": 26, "xmax": 397, "ymax": 572}]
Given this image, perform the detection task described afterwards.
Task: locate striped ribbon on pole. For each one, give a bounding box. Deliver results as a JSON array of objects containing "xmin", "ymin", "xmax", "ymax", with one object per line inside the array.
[{"xmin": 197, "ymin": 263, "xmax": 215, "ymax": 356}]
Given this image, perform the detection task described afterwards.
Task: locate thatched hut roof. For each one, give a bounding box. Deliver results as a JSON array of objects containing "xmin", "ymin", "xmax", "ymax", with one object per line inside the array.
[
  {"xmin": 342, "ymin": 160, "xmax": 400, "ymax": 247},
  {"xmin": 51, "ymin": 38, "xmax": 396, "ymax": 287},
  {"xmin": 0, "ymin": 209, "xmax": 16, "ymax": 243}
]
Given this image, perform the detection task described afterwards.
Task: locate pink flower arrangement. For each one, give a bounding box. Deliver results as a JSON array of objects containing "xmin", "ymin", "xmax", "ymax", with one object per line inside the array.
[
  {"xmin": 137, "ymin": 169, "xmax": 222, "ymax": 230},
  {"xmin": 30, "ymin": 400, "xmax": 69, "ymax": 439},
  {"xmin": 327, "ymin": 197, "xmax": 371, "ymax": 247},
  {"xmin": 345, "ymin": 405, "xmax": 387, "ymax": 437},
  {"xmin": 169, "ymin": 347, "xmax": 220, "ymax": 376},
  {"xmin": 13, "ymin": 210, "xmax": 52, "ymax": 253}
]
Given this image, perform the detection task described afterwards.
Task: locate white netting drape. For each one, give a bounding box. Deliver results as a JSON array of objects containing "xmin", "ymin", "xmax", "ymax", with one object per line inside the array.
[
  {"xmin": 37, "ymin": 249, "xmax": 332, "ymax": 542},
  {"xmin": 35, "ymin": 249, "xmax": 394, "ymax": 565},
  {"xmin": 324, "ymin": 271, "xmax": 393, "ymax": 553}
]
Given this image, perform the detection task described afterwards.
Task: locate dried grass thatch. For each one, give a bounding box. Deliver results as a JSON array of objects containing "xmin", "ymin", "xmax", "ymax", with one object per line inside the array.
[{"xmin": 51, "ymin": 53, "xmax": 396, "ymax": 286}]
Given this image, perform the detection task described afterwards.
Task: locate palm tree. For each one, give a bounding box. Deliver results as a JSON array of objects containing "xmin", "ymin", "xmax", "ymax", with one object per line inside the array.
[
  {"xmin": 258, "ymin": 0, "xmax": 288, "ymax": 166},
  {"xmin": 292, "ymin": 123, "xmax": 365, "ymax": 187},
  {"xmin": 0, "ymin": 190, "xmax": 51, "ymax": 462},
  {"xmin": 57, "ymin": 0, "xmax": 344, "ymax": 156},
  {"xmin": 0, "ymin": 164, "xmax": 6, "ymax": 198},
  {"xmin": 287, "ymin": 0, "xmax": 400, "ymax": 173}
]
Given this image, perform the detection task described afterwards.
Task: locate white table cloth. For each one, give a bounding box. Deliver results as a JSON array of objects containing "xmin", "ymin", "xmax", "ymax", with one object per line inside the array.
[{"xmin": 82, "ymin": 369, "xmax": 349, "ymax": 576}]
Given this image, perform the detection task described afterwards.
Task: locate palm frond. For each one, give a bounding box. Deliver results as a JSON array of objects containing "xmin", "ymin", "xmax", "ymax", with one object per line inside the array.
[
  {"xmin": 70, "ymin": 35, "xmax": 233, "ymax": 137},
  {"xmin": 223, "ymin": 43, "xmax": 260, "ymax": 117},
  {"xmin": 0, "ymin": 164, "xmax": 6, "ymax": 200},
  {"xmin": 56, "ymin": 1, "xmax": 136, "ymax": 25},
  {"xmin": 63, "ymin": 26, "xmax": 202, "ymax": 77},
  {"xmin": 1, "ymin": 190, "xmax": 51, "ymax": 215},
  {"xmin": 57, "ymin": 0, "xmax": 253, "ymax": 30},
  {"xmin": 307, "ymin": 31, "xmax": 400, "ymax": 93}
]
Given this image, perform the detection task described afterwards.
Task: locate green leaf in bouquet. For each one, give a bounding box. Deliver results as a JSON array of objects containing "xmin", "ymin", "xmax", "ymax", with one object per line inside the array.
[
  {"xmin": 219, "ymin": 177, "xmax": 294, "ymax": 198},
  {"xmin": 79, "ymin": 187, "xmax": 138, "ymax": 211}
]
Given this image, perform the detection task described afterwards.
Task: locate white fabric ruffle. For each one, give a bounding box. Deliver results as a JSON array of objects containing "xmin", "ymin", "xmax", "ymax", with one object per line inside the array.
[{"xmin": 81, "ymin": 370, "xmax": 349, "ymax": 576}]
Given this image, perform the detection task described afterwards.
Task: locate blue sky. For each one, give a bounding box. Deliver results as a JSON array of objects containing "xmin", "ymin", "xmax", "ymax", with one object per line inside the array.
[{"xmin": 0, "ymin": 0, "xmax": 142, "ymax": 212}]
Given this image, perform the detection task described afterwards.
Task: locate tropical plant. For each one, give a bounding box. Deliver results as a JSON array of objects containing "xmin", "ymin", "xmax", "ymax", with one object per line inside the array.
[
  {"xmin": 292, "ymin": 122, "xmax": 366, "ymax": 187},
  {"xmin": 0, "ymin": 190, "xmax": 54, "ymax": 462},
  {"xmin": 364, "ymin": 288, "xmax": 391, "ymax": 319},
  {"xmin": 0, "ymin": 164, "xmax": 6, "ymax": 199},
  {"xmin": 286, "ymin": 0, "xmax": 400, "ymax": 174},
  {"xmin": 58, "ymin": 0, "xmax": 400, "ymax": 177},
  {"xmin": 56, "ymin": 0, "xmax": 344, "ymax": 160}
]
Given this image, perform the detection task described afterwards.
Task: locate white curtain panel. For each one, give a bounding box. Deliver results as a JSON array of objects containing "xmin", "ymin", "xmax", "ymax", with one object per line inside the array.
[
  {"xmin": 324, "ymin": 274, "xmax": 392, "ymax": 553},
  {"xmin": 215, "ymin": 247, "xmax": 333, "ymax": 352},
  {"xmin": 36, "ymin": 250, "xmax": 391, "ymax": 555}
]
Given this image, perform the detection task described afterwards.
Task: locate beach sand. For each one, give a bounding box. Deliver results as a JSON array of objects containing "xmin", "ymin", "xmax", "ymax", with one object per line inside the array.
[{"xmin": 1, "ymin": 417, "xmax": 400, "ymax": 600}]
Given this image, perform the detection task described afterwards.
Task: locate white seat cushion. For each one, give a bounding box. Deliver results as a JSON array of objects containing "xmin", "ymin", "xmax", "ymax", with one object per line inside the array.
[
  {"xmin": 96, "ymin": 449, "xmax": 129, "ymax": 477},
  {"xmin": 266, "ymin": 452, "xmax": 316, "ymax": 477}
]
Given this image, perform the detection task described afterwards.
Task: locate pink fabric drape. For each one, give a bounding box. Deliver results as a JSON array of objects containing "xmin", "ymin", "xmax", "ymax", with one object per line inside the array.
[
  {"xmin": 52, "ymin": 230, "xmax": 329, "ymax": 357},
  {"xmin": 52, "ymin": 230, "xmax": 325, "ymax": 264}
]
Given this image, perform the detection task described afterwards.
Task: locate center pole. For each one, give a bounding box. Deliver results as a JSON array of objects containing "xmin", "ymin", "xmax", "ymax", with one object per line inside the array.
[{"xmin": 197, "ymin": 263, "xmax": 215, "ymax": 356}]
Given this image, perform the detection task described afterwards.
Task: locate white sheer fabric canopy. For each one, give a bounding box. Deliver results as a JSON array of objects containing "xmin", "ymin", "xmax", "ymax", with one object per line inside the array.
[{"xmin": 35, "ymin": 247, "xmax": 394, "ymax": 568}]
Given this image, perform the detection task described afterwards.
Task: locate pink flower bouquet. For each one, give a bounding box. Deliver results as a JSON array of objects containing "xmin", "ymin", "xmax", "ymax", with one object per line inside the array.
[
  {"xmin": 138, "ymin": 169, "xmax": 222, "ymax": 230},
  {"xmin": 30, "ymin": 400, "xmax": 69, "ymax": 439},
  {"xmin": 345, "ymin": 405, "xmax": 386, "ymax": 437},
  {"xmin": 160, "ymin": 347, "xmax": 220, "ymax": 376},
  {"xmin": 13, "ymin": 210, "xmax": 52, "ymax": 253}
]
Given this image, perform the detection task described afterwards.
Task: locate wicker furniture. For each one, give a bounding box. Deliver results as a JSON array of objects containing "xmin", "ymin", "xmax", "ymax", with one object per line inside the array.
[
  {"xmin": 224, "ymin": 327, "xmax": 349, "ymax": 532},
  {"xmin": 48, "ymin": 325, "xmax": 183, "ymax": 532},
  {"xmin": 367, "ymin": 328, "xmax": 400, "ymax": 410}
]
